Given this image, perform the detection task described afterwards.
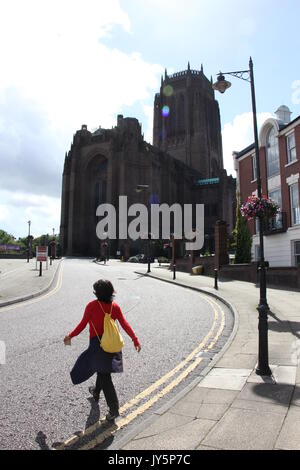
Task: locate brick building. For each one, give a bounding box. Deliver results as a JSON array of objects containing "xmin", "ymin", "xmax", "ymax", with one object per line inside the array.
[
  {"xmin": 60, "ymin": 65, "xmax": 236, "ymax": 257},
  {"xmin": 234, "ymin": 106, "xmax": 300, "ymax": 267}
]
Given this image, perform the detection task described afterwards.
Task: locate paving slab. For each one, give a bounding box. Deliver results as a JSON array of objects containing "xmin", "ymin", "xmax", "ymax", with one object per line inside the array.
[
  {"xmin": 122, "ymin": 415, "xmax": 215, "ymax": 450},
  {"xmin": 216, "ymin": 354, "xmax": 257, "ymax": 369},
  {"xmin": 275, "ymin": 406, "xmax": 300, "ymax": 450},
  {"xmin": 196, "ymin": 444, "xmax": 220, "ymax": 450},
  {"xmin": 291, "ymin": 386, "xmax": 300, "ymax": 407},
  {"xmin": 198, "ymin": 368, "xmax": 252, "ymax": 391},
  {"xmin": 237, "ymin": 382, "xmax": 294, "ymax": 406},
  {"xmin": 296, "ymin": 366, "xmax": 300, "ymax": 385},
  {"xmin": 131, "ymin": 411, "xmax": 192, "ymax": 440},
  {"xmin": 183, "ymin": 387, "xmax": 239, "ymax": 405},
  {"xmin": 170, "ymin": 401, "xmax": 230, "ymax": 421},
  {"xmin": 201, "ymin": 408, "xmax": 285, "ymax": 450},
  {"xmin": 247, "ymin": 365, "xmax": 296, "ymax": 386},
  {"xmin": 231, "ymin": 398, "xmax": 288, "ymax": 415}
]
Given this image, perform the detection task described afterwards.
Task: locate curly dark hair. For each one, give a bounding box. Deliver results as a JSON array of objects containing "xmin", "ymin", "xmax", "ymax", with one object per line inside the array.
[{"xmin": 93, "ymin": 279, "xmax": 115, "ymax": 303}]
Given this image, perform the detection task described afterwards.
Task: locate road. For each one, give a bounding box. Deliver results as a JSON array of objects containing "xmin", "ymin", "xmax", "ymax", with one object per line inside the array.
[{"xmin": 0, "ymin": 258, "xmax": 234, "ymax": 450}]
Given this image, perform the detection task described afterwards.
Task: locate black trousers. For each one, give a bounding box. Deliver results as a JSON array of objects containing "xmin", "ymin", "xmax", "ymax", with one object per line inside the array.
[{"xmin": 95, "ymin": 373, "xmax": 119, "ymax": 412}]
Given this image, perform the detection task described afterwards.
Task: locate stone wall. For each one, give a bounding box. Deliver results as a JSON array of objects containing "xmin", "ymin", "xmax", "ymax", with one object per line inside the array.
[{"xmin": 219, "ymin": 263, "xmax": 300, "ymax": 291}]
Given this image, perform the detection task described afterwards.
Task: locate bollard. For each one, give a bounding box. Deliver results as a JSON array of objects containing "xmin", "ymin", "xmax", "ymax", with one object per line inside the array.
[
  {"xmin": 173, "ymin": 263, "xmax": 176, "ymax": 280},
  {"xmin": 214, "ymin": 269, "xmax": 218, "ymax": 290},
  {"xmin": 39, "ymin": 262, "xmax": 42, "ymax": 277},
  {"xmin": 50, "ymin": 257, "xmax": 52, "ymax": 266}
]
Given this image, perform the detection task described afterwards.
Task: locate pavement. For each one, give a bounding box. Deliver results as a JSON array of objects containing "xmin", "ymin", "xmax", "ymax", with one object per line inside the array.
[
  {"xmin": 1, "ymin": 258, "xmax": 300, "ymax": 450},
  {"xmin": 0, "ymin": 257, "xmax": 61, "ymax": 307}
]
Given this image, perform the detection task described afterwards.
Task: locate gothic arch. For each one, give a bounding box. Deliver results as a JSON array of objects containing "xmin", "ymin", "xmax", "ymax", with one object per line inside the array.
[{"xmin": 259, "ymin": 118, "xmax": 280, "ymax": 147}]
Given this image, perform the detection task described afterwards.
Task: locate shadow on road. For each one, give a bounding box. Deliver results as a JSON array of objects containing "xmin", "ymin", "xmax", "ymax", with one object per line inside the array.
[
  {"xmin": 85, "ymin": 397, "xmax": 100, "ymax": 428},
  {"xmin": 35, "ymin": 431, "xmax": 50, "ymax": 450},
  {"xmin": 49, "ymin": 397, "xmax": 105, "ymax": 450}
]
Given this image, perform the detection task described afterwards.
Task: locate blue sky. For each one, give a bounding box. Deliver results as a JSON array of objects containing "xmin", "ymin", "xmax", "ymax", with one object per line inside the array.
[{"xmin": 0, "ymin": 0, "xmax": 299, "ymax": 238}]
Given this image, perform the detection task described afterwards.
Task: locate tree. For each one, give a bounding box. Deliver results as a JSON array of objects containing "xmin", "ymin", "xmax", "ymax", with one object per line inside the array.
[
  {"xmin": 0, "ymin": 229, "xmax": 16, "ymax": 245},
  {"xmin": 233, "ymin": 192, "xmax": 252, "ymax": 264}
]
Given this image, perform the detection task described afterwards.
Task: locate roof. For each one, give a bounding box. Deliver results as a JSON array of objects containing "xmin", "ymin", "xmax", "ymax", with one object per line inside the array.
[
  {"xmin": 234, "ymin": 143, "xmax": 255, "ymax": 159},
  {"xmin": 234, "ymin": 113, "xmax": 300, "ymax": 159}
]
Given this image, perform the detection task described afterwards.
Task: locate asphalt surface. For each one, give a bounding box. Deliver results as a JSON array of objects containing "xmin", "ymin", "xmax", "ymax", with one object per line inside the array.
[{"xmin": 0, "ymin": 258, "xmax": 234, "ymax": 450}]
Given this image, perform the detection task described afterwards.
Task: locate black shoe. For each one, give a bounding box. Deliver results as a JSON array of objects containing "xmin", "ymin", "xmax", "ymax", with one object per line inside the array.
[
  {"xmin": 88, "ymin": 386, "xmax": 99, "ymax": 403},
  {"xmin": 105, "ymin": 410, "xmax": 119, "ymax": 422}
]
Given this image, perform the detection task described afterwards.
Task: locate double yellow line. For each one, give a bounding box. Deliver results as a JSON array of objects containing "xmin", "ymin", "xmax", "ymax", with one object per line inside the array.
[{"xmin": 56, "ymin": 294, "xmax": 225, "ymax": 450}]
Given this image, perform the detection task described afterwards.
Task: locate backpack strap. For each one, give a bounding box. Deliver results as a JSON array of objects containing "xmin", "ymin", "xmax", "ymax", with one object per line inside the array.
[
  {"xmin": 90, "ymin": 320, "xmax": 101, "ymax": 346},
  {"xmin": 98, "ymin": 300, "xmax": 113, "ymax": 317}
]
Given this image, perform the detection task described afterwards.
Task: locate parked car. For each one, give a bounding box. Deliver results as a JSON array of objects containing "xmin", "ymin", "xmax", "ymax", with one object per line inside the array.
[
  {"xmin": 128, "ymin": 255, "xmax": 139, "ymax": 263},
  {"xmin": 157, "ymin": 256, "xmax": 169, "ymax": 264},
  {"xmin": 128, "ymin": 254, "xmax": 154, "ymax": 263}
]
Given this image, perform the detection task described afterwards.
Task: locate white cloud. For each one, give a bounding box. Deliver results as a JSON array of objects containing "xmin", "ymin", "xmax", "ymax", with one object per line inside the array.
[
  {"xmin": 0, "ymin": 1, "xmax": 163, "ymax": 237},
  {"xmin": 0, "ymin": 189, "xmax": 61, "ymax": 238},
  {"xmin": 143, "ymin": 105, "xmax": 154, "ymax": 144},
  {"xmin": 222, "ymin": 112, "xmax": 273, "ymax": 176},
  {"xmin": 292, "ymin": 80, "xmax": 300, "ymax": 105}
]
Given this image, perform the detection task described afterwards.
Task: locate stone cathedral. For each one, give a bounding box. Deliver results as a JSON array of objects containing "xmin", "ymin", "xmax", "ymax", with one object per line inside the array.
[{"xmin": 60, "ymin": 64, "xmax": 235, "ymax": 257}]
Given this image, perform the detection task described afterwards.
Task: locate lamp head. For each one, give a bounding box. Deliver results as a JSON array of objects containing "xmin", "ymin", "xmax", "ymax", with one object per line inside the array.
[{"xmin": 212, "ymin": 73, "xmax": 231, "ymax": 94}]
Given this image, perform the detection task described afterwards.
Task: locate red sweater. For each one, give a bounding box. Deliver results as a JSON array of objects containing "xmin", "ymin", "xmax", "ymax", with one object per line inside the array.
[{"xmin": 68, "ymin": 300, "xmax": 139, "ymax": 347}]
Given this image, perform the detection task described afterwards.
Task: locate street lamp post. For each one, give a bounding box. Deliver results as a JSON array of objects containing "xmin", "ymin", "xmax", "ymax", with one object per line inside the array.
[
  {"xmin": 27, "ymin": 220, "xmax": 31, "ymax": 263},
  {"xmin": 213, "ymin": 57, "xmax": 271, "ymax": 376}
]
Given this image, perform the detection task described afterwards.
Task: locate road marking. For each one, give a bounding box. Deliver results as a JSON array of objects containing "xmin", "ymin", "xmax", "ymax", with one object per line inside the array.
[
  {"xmin": 79, "ymin": 357, "xmax": 203, "ymax": 450},
  {"xmin": 0, "ymin": 262, "xmax": 63, "ymax": 312},
  {"xmin": 0, "ymin": 266, "xmax": 27, "ymax": 278},
  {"xmin": 55, "ymin": 294, "xmax": 227, "ymax": 450}
]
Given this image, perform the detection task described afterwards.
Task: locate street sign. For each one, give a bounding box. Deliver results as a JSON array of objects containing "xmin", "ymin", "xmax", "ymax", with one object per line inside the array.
[
  {"xmin": 36, "ymin": 246, "xmax": 49, "ymax": 275},
  {"xmin": 36, "ymin": 246, "xmax": 48, "ymax": 262}
]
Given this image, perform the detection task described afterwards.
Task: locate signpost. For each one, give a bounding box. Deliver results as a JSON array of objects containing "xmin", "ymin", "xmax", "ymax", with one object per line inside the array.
[{"xmin": 36, "ymin": 246, "xmax": 48, "ymax": 276}]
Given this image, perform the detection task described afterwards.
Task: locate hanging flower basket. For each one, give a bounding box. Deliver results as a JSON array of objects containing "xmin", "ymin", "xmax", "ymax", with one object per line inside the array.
[{"xmin": 241, "ymin": 195, "xmax": 280, "ymax": 220}]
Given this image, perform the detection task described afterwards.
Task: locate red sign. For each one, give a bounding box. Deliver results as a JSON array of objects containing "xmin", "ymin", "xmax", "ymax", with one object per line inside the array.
[{"xmin": 36, "ymin": 246, "xmax": 48, "ymax": 262}]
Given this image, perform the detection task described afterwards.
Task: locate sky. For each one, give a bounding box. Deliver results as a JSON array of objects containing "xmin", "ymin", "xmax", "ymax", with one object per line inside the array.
[{"xmin": 0, "ymin": 0, "xmax": 300, "ymax": 238}]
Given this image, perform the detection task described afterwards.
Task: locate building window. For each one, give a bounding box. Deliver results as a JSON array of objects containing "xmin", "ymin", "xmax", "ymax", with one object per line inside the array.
[
  {"xmin": 268, "ymin": 188, "xmax": 282, "ymax": 207},
  {"xmin": 287, "ymin": 132, "xmax": 297, "ymax": 163},
  {"xmin": 290, "ymin": 183, "xmax": 300, "ymax": 225},
  {"xmin": 266, "ymin": 127, "xmax": 280, "ymax": 178},
  {"xmin": 294, "ymin": 241, "xmax": 300, "ymax": 265},
  {"xmin": 252, "ymin": 155, "xmax": 257, "ymax": 180}
]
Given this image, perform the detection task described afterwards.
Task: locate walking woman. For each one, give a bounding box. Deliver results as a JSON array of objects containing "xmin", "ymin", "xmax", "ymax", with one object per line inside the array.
[{"xmin": 64, "ymin": 279, "xmax": 141, "ymax": 422}]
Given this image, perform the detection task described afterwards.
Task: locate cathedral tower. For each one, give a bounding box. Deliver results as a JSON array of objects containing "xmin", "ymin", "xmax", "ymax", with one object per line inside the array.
[{"xmin": 153, "ymin": 63, "xmax": 223, "ymax": 178}]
